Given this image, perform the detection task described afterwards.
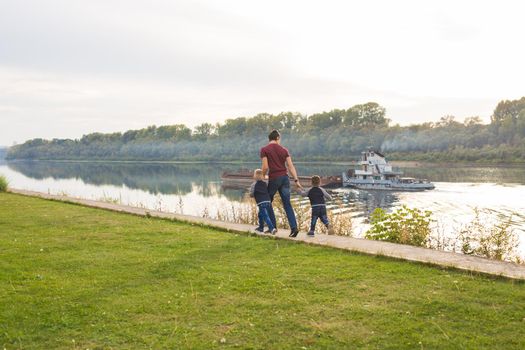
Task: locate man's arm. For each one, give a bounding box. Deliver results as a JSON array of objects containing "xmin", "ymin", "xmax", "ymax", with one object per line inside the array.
[
  {"xmin": 261, "ymin": 157, "xmax": 269, "ymax": 178},
  {"xmin": 286, "ymin": 156, "xmax": 303, "ymax": 189}
]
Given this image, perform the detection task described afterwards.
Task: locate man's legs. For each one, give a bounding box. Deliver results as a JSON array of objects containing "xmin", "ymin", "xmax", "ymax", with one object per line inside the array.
[
  {"xmin": 267, "ymin": 180, "xmax": 279, "ymax": 228},
  {"xmin": 277, "ymin": 176, "xmax": 297, "ymax": 230}
]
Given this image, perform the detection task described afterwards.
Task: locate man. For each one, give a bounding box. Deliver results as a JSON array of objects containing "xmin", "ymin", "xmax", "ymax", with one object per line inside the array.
[{"xmin": 260, "ymin": 129, "xmax": 303, "ymax": 237}]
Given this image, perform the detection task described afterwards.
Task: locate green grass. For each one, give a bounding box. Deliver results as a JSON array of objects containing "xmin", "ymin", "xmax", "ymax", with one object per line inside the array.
[{"xmin": 1, "ymin": 193, "xmax": 524, "ymax": 349}]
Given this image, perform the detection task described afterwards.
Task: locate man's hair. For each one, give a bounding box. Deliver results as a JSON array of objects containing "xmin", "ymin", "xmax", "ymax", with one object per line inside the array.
[
  {"xmin": 268, "ymin": 129, "xmax": 280, "ymax": 141},
  {"xmin": 254, "ymin": 169, "xmax": 264, "ymax": 177},
  {"xmin": 311, "ymin": 175, "xmax": 321, "ymax": 186}
]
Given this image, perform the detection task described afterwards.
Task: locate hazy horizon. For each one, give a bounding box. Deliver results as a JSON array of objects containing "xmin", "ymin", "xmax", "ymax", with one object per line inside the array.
[{"xmin": 2, "ymin": 0, "xmax": 524, "ymax": 146}]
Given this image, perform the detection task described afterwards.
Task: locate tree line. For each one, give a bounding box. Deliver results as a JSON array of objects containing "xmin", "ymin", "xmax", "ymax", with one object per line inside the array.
[{"xmin": 6, "ymin": 98, "xmax": 525, "ymax": 162}]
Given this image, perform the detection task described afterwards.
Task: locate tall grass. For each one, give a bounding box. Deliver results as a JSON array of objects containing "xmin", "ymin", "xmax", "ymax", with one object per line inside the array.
[
  {"xmin": 456, "ymin": 209, "xmax": 521, "ymax": 263},
  {"xmin": 0, "ymin": 174, "xmax": 8, "ymax": 192},
  {"xmin": 212, "ymin": 195, "xmax": 353, "ymax": 236}
]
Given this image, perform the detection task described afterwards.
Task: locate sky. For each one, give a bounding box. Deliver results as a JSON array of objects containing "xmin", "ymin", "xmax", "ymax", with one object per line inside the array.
[{"xmin": 1, "ymin": 0, "xmax": 524, "ymax": 146}]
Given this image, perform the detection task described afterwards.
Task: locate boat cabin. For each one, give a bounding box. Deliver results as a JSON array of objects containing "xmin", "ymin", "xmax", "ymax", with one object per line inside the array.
[{"xmin": 354, "ymin": 150, "xmax": 402, "ymax": 181}]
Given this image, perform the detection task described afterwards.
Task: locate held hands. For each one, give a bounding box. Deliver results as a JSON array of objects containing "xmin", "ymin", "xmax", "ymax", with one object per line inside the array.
[{"xmin": 294, "ymin": 179, "xmax": 303, "ymax": 190}]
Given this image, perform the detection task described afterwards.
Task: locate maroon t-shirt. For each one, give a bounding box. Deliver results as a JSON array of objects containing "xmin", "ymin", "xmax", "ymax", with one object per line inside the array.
[{"xmin": 260, "ymin": 143, "xmax": 290, "ymax": 180}]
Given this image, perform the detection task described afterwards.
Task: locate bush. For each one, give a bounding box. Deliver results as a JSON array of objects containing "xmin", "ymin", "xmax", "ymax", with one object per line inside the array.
[
  {"xmin": 0, "ymin": 174, "xmax": 8, "ymax": 192},
  {"xmin": 365, "ymin": 205, "xmax": 433, "ymax": 247},
  {"xmin": 458, "ymin": 209, "xmax": 521, "ymax": 262}
]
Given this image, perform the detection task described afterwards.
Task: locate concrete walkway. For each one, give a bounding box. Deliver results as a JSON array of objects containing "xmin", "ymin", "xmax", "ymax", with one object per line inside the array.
[{"xmin": 8, "ymin": 188, "xmax": 525, "ymax": 280}]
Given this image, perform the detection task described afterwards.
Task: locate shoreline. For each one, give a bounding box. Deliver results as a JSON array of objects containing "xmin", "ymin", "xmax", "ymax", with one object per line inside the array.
[{"xmin": 3, "ymin": 158, "xmax": 525, "ymax": 168}]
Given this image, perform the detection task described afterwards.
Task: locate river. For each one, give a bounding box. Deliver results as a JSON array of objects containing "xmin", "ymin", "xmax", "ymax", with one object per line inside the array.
[{"xmin": 1, "ymin": 160, "xmax": 524, "ymax": 254}]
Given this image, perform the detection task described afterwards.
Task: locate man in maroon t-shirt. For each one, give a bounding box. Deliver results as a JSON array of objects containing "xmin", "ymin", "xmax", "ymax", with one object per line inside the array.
[{"xmin": 260, "ymin": 129, "xmax": 303, "ymax": 237}]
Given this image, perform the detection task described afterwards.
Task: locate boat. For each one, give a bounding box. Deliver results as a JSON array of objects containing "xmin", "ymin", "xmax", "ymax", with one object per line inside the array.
[
  {"xmin": 342, "ymin": 150, "xmax": 435, "ymax": 191},
  {"xmin": 221, "ymin": 170, "xmax": 342, "ymax": 188}
]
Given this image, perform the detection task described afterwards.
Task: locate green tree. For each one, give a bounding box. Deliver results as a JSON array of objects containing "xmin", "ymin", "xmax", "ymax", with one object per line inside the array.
[
  {"xmin": 193, "ymin": 123, "xmax": 215, "ymax": 140},
  {"xmin": 491, "ymin": 97, "xmax": 525, "ymax": 125},
  {"xmin": 351, "ymin": 102, "xmax": 389, "ymax": 127}
]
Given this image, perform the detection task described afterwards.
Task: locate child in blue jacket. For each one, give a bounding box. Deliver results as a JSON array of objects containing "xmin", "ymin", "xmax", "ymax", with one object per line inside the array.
[
  {"xmin": 297, "ymin": 175, "xmax": 334, "ymax": 236},
  {"xmin": 249, "ymin": 169, "xmax": 277, "ymax": 234}
]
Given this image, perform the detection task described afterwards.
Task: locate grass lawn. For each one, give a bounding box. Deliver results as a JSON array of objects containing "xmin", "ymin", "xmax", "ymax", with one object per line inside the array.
[{"xmin": 1, "ymin": 192, "xmax": 524, "ymax": 349}]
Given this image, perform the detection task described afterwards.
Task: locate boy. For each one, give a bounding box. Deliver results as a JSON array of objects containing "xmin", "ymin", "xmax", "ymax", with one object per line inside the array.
[
  {"xmin": 298, "ymin": 175, "xmax": 334, "ymax": 237},
  {"xmin": 249, "ymin": 169, "xmax": 277, "ymax": 234}
]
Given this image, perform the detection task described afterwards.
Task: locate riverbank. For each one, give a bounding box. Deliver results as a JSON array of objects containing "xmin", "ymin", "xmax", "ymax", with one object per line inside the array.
[
  {"xmin": 4, "ymin": 157, "xmax": 525, "ymax": 166},
  {"xmin": 1, "ymin": 192, "xmax": 525, "ymax": 349}
]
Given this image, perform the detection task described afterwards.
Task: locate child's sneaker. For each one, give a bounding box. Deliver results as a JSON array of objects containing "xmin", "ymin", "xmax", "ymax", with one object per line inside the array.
[
  {"xmin": 254, "ymin": 227, "xmax": 264, "ymax": 233},
  {"xmin": 270, "ymin": 228, "xmax": 278, "ymax": 235},
  {"xmin": 326, "ymin": 224, "xmax": 335, "ymax": 235},
  {"xmin": 307, "ymin": 231, "xmax": 315, "ymax": 237}
]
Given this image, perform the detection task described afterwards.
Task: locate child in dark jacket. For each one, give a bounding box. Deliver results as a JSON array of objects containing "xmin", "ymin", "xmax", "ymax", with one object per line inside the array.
[
  {"xmin": 297, "ymin": 175, "xmax": 334, "ymax": 236},
  {"xmin": 249, "ymin": 169, "xmax": 277, "ymax": 234}
]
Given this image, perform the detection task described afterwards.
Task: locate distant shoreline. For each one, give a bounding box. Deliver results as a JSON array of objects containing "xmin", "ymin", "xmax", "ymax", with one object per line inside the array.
[{"xmin": 3, "ymin": 158, "xmax": 525, "ymax": 168}]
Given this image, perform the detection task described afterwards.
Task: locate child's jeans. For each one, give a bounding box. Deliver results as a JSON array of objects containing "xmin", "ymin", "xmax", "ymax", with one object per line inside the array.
[
  {"xmin": 258, "ymin": 202, "xmax": 275, "ymax": 231},
  {"xmin": 310, "ymin": 206, "xmax": 329, "ymax": 232}
]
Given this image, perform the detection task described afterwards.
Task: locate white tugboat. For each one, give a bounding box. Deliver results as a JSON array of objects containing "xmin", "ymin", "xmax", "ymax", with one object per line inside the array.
[{"xmin": 342, "ymin": 150, "xmax": 435, "ymax": 191}]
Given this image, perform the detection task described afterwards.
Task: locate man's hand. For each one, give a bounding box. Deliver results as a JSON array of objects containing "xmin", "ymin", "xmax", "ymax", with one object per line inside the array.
[
  {"xmin": 295, "ymin": 179, "xmax": 303, "ymax": 190},
  {"xmin": 286, "ymin": 157, "xmax": 301, "ymax": 188}
]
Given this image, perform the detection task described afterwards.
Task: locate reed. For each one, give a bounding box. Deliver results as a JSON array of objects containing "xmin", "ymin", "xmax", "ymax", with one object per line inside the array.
[
  {"xmin": 97, "ymin": 191, "xmax": 122, "ymax": 205},
  {"xmin": 209, "ymin": 195, "xmax": 353, "ymax": 236},
  {"xmin": 455, "ymin": 208, "xmax": 521, "ymax": 263}
]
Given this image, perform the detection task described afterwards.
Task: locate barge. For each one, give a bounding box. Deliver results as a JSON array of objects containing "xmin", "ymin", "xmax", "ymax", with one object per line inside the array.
[{"xmin": 221, "ymin": 170, "xmax": 342, "ymax": 188}]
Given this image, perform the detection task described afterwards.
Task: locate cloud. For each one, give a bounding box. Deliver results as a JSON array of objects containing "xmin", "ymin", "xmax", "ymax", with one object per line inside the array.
[
  {"xmin": 0, "ymin": 0, "xmax": 291, "ymax": 86},
  {"xmin": 0, "ymin": 0, "xmax": 524, "ymax": 145}
]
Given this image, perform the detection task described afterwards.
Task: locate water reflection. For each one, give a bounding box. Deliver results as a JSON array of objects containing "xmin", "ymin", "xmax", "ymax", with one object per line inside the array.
[
  {"xmin": 336, "ymin": 189, "xmax": 399, "ymax": 219},
  {"xmin": 8, "ymin": 161, "xmax": 224, "ymax": 196}
]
